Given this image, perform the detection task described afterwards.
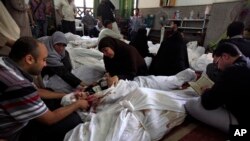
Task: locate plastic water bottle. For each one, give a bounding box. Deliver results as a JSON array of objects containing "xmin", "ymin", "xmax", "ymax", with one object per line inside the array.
[
  {"xmin": 176, "ymin": 10, "xmax": 180, "ymax": 19},
  {"xmin": 190, "ymin": 10, "xmax": 194, "ymax": 19}
]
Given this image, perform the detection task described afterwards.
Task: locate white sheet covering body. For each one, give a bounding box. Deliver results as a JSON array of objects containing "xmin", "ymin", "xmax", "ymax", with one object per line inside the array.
[
  {"xmin": 62, "ymin": 69, "xmax": 197, "ymax": 141},
  {"xmin": 44, "ymin": 33, "xmax": 203, "ymax": 141},
  {"xmin": 44, "ymin": 63, "xmax": 105, "ymax": 93},
  {"xmin": 64, "ymin": 87, "xmax": 196, "ymax": 141}
]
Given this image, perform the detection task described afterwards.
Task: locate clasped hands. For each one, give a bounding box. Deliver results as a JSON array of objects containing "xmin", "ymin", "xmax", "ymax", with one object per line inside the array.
[
  {"xmin": 72, "ymin": 90, "xmax": 100, "ymax": 110},
  {"xmin": 104, "ymin": 73, "xmax": 119, "ymax": 87}
]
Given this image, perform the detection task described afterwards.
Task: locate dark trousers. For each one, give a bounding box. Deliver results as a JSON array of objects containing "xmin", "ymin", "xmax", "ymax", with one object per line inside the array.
[
  {"xmin": 19, "ymin": 99, "xmax": 82, "ymax": 141},
  {"xmin": 130, "ymin": 30, "xmax": 137, "ymax": 41},
  {"xmin": 62, "ymin": 20, "xmax": 76, "ymax": 34}
]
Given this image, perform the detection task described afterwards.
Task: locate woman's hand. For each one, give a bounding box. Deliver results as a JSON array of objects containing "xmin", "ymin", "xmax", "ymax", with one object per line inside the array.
[{"xmin": 107, "ymin": 75, "xmax": 119, "ymax": 87}]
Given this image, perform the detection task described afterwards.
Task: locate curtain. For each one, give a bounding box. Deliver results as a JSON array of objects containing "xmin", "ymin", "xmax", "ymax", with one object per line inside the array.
[{"xmin": 119, "ymin": 0, "xmax": 134, "ymax": 19}]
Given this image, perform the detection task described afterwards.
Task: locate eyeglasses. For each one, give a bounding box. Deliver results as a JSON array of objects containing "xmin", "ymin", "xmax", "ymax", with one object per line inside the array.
[{"xmin": 214, "ymin": 56, "xmax": 221, "ymax": 64}]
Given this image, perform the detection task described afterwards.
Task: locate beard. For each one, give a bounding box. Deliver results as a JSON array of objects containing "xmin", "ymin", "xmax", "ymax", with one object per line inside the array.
[{"xmin": 28, "ymin": 67, "xmax": 42, "ymax": 76}]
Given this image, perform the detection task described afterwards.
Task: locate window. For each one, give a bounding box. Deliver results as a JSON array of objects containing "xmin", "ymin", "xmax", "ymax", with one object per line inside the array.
[
  {"xmin": 85, "ymin": 0, "xmax": 94, "ymax": 8},
  {"xmin": 74, "ymin": 0, "xmax": 94, "ymax": 18}
]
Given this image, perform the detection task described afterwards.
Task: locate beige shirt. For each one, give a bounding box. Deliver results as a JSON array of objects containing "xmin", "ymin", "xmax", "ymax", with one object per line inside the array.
[
  {"xmin": 0, "ymin": 1, "xmax": 20, "ymax": 46},
  {"xmin": 4, "ymin": 0, "xmax": 31, "ymax": 37},
  {"xmin": 54, "ymin": 0, "xmax": 75, "ymax": 21}
]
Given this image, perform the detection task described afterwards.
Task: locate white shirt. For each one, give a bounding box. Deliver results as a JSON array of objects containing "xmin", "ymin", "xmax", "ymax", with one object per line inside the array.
[
  {"xmin": 54, "ymin": 0, "xmax": 75, "ymax": 21},
  {"xmin": 98, "ymin": 28, "xmax": 123, "ymax": 43}
]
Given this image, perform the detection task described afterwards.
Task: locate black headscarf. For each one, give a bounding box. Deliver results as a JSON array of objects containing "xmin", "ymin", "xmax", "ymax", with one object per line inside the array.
[
  {"xmin": 98, "ymin": 36, "xmax": 117, "ymax": 51},
  {"xmin": 129, "ymin": 28, "xmax": 152, "ymax": 58},
  {"xmin": 98, "ymin": 37, "xmax": 148, "ymax": 80}
]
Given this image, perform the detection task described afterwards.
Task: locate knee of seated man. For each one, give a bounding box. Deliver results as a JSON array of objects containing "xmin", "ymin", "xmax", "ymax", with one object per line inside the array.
[{"xmin": 184, "ymin": 97, "xmax": 201, "ymax": 112}]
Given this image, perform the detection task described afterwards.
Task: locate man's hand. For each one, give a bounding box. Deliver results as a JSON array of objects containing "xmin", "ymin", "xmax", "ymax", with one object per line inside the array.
[
  {"xmin": 76, "ymin": 81, "xmax": 88, "ymax": 91},
  {"xmin": 200, "ymin": 85, "xmax": 210, "ymax": 93},
  {"xmin": 75, "ymin": 99, "xmax": 89, "ymax": 110},
  {"xmin": 74, "ymin": 91, "xmax": 88, "ymax": 100}
]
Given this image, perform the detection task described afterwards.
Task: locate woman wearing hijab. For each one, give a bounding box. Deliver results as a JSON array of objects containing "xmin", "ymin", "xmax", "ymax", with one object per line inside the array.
[
  {"xmin": 98, "ymin": 36, "xmax": 148, "ymax": 85},
  {"xmin": 149, "ymin": 25, "xmax": 189, "ymax": 76},
  {"xmin": 39, "ymin": 31, "xmax": 86, "ymax": 89},
  {"xmin": 129, "ymin": 28, "xmax": 154, "ymax": 58}
]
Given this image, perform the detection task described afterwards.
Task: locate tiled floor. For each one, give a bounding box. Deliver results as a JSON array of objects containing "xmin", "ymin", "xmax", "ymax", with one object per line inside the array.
[
  {"xmin": 160, "ymin": 120, "xmax": 198, "ymax": 141},
  {"xmin": 160, "ymin": 118, "xmax": 227, "ymax": 141}
]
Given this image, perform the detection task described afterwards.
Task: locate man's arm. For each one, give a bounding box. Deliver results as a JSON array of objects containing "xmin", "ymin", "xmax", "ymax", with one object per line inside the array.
[
  {"xmin": 27, "ymin": 4, "xmax": 35, "ymax": 26},
  {"xmin": 73, "ymin": 3, "xmax": 77, "ymax": 17},
  {"xmin": 36, "ymin": 99, "xmax": 89, "ymax": 125},
  {"xmin": 56, "ymin": 9, "xmax": 64, "ymax": 19},
  {"xmin": 37, "ymin": 88, "xmax": 66, "ymax": 99},
  {"xmin": 5, "ymin": 38, "xmax": 16, "ymax": 47},
  {"xmin": 54, "ymin": 0, "xmax": 64, "ymax": 19},
  {"xmin": 201, "ymin": 72, "xmax": 229, "ymax": 109}
]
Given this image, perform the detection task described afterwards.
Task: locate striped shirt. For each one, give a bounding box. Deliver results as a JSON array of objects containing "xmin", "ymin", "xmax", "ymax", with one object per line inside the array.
[{"xmin": 0, "ymin": 57, "xmax": 48, "ymax": 138}]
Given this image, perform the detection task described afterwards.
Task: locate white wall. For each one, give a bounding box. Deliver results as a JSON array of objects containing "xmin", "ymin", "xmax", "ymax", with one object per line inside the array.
[
  {"xmin": 175, "ymin": 0, "xmax": 213, "ymax": 6},
  {"xmin": 176, "ymin": 0, "xmax": 240, "ymax": 6},
  {"xmin": 137, "ymin": 0, "xmax": 241, "ymax": 8},
  {"xmin": 214, "ymin": 0, "xmax": 241, "ymax": 3},
  {"xmin": 138, "ymin": 0, "xmax": 160, "ymax": 8}
]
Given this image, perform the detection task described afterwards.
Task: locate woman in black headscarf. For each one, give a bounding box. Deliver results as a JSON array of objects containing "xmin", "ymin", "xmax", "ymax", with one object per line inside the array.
[
  {"xmin": 98, "ymin": 36, "xmax": 148, "ymax": 85},
  {"xmin": 149, "ymin": 27, "xmax": 189, "ymax": 76},
  {"xmin": 129, "ymin": 28, "xmax": 154, "ymax": 58}
]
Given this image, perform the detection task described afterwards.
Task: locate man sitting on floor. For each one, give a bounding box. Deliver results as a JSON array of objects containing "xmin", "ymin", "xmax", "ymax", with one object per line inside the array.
[
  {"xmin": 0, "ymin": 37, "xmax": 89, "ymax": 141},
  {"xmin": 185, "ymin": 42, "xmax": 250, "ymax": 139}
]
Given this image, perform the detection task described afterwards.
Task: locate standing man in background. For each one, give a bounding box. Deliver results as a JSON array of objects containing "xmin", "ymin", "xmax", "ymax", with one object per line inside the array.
[
  {"xmin": 129, "ymin": 8, "xmax": 145, "ymax": 41},
  {"xmin": 4, "ymin": 0, "xmax": 32, "ymax": 37},
  {"xmin": 29, "ymin": 0, "xmax": 48, "ymax": 38},
  {"xmin": 82, "ymin": 10, "xmax": 97, "ymax": 36},
  {"xmin": 97, "ymin": 0, "xmax": 120, "ymax": 34},
  {"xmin": 185, "ymin": 43, "xmax": 250, "ymax": 139},
  {"xmin": 0, "ymin": 0, "xmax": 20, "ymax": 56},
  {"xmin": 54, "ymin": 0, "xmax": 76, "ymax": 34},
  {"xmin": 0, "ymin": 37, "xmax": 89, "ymax": 141}
]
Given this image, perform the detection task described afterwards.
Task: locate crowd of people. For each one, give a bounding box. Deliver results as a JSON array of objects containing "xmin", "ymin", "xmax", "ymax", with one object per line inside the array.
[{"xmin": 1, "ymin": 0, "xmax": 250, "ymax": 140}]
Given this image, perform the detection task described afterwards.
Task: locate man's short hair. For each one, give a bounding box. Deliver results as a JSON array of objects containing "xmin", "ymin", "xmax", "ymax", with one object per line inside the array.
[
  {"xmin": 213, "ymin": 42, "xmax": 242, "ymax": 57},
  {"xmin": 227, "ymin": 21, "xmax": 244, "ymax": 38},
  {"xmin": 9, "ymin": 37, "xmax": 40, "ymax": 62},
  {"xmin": 103, "ymin": 20, "xmax": 113, "ymax": 27}
]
